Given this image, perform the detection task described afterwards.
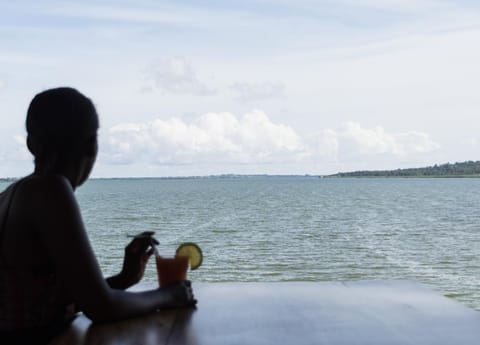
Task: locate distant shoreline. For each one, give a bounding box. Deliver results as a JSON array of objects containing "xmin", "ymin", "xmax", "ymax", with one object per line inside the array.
[
  {"xmin": 2, "ymin": 161, "xmax": 480, "ymax": 180},
  {"xmin": 2, "ymin": 174, "xmax": 480, "ymax": 182},
  {"xmin": 327, "ymin": 161, "xmax": 480, "ymax": 178},
  {"xmin": 325, "ymin": 175, "xmax": 480, "ymax": 178},
  {"xmin": 0, "ymin": 175, "xmax": 322, "ymax": 182},
  {"xmin": 85, "ymin": 175, "xmax": 479, "ymax": 180}
]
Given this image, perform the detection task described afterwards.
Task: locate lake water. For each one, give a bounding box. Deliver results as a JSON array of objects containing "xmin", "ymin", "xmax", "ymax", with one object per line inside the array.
[{"xmin": 2, "ymin": 177, "xmax": 480, "ymax": 310}]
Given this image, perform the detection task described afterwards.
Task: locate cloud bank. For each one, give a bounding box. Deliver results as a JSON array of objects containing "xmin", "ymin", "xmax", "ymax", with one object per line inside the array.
[
  {"xmin": 339, "ymin": 122, "xmax": 440, "ymax": 156},
  {"xmin": 101, "ymin": 110, "xmax": 440, "ymax": 173},
  {"xmin": 0, "ymin": 112, "xmax": 444, "ymax": 177},
  {"xmin": 103, "ymin": 110, "xmax": 309, "ymax": 165}
]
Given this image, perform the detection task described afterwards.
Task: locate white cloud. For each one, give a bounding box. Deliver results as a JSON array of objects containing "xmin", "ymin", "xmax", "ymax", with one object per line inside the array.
[
  {"xmin": 231, "ymin": 81, "xmax": 285, "ymax": 102},
  {"xmin": 103, "ymin": 110, "xmax": 310, "ymax": 165},
  {"xmin": 337, "ymin": 122, "xmax": 440, "ymax": 156},
  {"xmin": 0, "ymin": 135, "xmax": 31, "ymax": 177},
  {"xmin": 102, "ymin": 115, "xmax": 441, "ymax": 176},
  {"xmin": 308, "ymin": 122, "xmax": 440, "ymax": 166},
  {"xmin": 0, "ymin": 119, "xmax": 447, "ymax": 177},
  {"xmin": 313, "ymin": 129, "xmax": 339, "ymax": 161},
  {"xmin": 143, "ymin": 57, "xmax": 214, "ymax": 96},
  {"xmin": 12, "ymin": 135, "xmax": 30, "ymax": 160}
]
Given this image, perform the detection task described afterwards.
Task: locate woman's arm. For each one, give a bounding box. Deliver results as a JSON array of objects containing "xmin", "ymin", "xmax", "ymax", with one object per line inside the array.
[{"xmin": 26, "ymin": 175, "xmax": 195, "ymax": 322}]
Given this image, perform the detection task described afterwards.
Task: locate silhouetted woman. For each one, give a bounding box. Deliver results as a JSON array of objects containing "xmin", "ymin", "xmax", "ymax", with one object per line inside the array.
[{"xmin": 0, "ymin": 87, "xmax": 195, "ymax": 344}]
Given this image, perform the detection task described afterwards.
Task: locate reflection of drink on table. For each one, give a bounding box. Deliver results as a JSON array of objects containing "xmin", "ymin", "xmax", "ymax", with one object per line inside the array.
[{"xmin": 155, "ymin": 255, "xmax": 189, "ymax": 287}]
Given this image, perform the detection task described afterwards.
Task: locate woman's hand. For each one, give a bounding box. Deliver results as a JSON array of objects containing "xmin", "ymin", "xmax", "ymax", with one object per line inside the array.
[
  {"xmin": 108, "ymin": 231, "xmax": 158, "ymax": 289},
  {"xmin": 159, "ymin": 280, "xmax": 197, "ymax": 308},
  {"xmin": 121, "ymin": 231, "xmax": 158, "ymax": 287}
]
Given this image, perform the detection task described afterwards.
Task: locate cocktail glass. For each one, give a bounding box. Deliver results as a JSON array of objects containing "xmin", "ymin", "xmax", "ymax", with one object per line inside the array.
[{"xmin": 155, "ymin": 255, "xmax": 189, "ymax": 287}]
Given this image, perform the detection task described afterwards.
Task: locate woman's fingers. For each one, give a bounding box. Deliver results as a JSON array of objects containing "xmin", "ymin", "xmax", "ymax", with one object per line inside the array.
[
  {"xmin": 161, "ymin": 280, "xmax": 197, "ymax": 307},
  {"xmin": 126, "ymin": 233, "xmax": 158, "ymax": 254},
  {"xmin": 180, "ymin": 280, "xmax": 196, "ymax": 305},
  {"xmin": 141, "ymin": 248, "xmax": 154, "ymax": 263}
]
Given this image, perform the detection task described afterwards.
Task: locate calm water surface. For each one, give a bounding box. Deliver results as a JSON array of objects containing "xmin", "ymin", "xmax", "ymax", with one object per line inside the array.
[{"xmin": 2, "ymin": 177, "xmax": 480, "ymax": 309}]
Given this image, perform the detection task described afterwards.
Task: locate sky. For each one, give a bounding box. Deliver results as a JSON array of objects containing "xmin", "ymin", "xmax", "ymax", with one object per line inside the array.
[{"xmin": 1, "ymin": 0, "xmax": 479, "ymax": 177}]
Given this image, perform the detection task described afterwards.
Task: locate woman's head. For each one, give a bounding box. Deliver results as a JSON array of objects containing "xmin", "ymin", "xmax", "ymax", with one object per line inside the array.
[{"xmin": 26, "ymin": 87, "xmax": 99, "ymax": 185}]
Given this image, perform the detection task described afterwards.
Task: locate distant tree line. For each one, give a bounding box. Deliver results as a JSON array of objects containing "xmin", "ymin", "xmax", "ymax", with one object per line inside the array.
[{"xmin": 329, "ymin": 161, "xmax": 480, "ymax": 177}]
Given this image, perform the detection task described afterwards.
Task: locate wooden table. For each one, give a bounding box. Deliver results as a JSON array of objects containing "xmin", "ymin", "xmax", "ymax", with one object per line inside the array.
[{"xmin": 50, "ymin": 281, "xmax": 480, "ymax": 345}]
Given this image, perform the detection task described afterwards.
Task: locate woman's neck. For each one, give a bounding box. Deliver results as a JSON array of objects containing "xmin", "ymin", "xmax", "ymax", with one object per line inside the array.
[{"xmin": 33, "ymin": 162, "xmax": 77, "ymax": 190}]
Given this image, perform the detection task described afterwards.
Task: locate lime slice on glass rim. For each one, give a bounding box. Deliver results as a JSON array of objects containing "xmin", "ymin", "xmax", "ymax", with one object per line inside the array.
[{"xmin": 176, "ymin": 242, "xmax": 203, "ymax": 270}]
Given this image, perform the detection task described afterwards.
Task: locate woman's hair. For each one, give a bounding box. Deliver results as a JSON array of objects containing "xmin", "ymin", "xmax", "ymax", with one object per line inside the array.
[{"xmin": 26, "ymin": 87, "xmax": 99, "ymax": 161}]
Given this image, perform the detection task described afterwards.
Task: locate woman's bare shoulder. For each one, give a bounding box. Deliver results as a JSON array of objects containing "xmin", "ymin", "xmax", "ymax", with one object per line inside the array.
[
  {"xmin": 13, "ymin": 175, "xmax": 76, "ymax": 214},
  {"xmin": 19, "ymin": 174, "xmax": 72, "ymax": 195}
]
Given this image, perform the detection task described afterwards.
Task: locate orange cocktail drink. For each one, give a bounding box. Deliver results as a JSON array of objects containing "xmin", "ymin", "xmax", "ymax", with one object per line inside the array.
[{"xmin": 155, "ymin": 255, "xmax": 189, "ymax": 287}]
